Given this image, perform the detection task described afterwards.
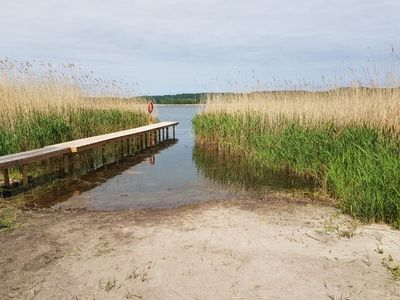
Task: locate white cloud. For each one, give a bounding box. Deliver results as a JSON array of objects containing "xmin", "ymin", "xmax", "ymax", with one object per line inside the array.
[{"xmin": 1, "ymin": 0, "xmax": 399, "ymax": 94}]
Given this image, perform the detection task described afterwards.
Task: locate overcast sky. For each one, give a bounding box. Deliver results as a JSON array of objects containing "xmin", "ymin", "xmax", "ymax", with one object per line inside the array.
[{"xmin": 1, "ymin": 0, "xmax": 399, "ymax": 95}]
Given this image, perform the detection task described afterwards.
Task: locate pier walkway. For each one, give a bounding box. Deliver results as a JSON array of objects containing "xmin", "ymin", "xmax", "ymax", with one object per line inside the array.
[{"xmin": 0, "ymin": 121, "xmax": 178, "ymax": 188}]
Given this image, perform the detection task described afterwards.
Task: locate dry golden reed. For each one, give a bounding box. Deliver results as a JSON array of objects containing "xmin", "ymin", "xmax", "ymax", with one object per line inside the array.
[
  {"xmin": 0, "ymin": 59, "xmax": 148, "ymax": 156},
  {"xmin": 0, "ymin": 59, "xmax": 146, "ymax": 131},
  {"xmin": 202, "ymin": 88, "xmax": 400, "ymax": 134}
]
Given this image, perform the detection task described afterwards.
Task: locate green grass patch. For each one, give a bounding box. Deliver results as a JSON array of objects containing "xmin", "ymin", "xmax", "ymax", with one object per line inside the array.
[{"xmin": 0, "ymin": 202, "xmax": 19, "ymax": 231}]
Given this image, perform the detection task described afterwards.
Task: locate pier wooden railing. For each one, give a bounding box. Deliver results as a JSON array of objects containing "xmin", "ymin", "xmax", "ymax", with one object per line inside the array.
[{"xmin": 0, "ymin": 121, "xmax": 178, "ymax": 188}]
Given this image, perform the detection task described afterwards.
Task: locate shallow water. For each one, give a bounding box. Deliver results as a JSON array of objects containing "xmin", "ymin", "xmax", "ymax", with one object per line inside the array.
[{"xmin": 17, "ymin": 105, "xmax": 316, "ymax": 210}]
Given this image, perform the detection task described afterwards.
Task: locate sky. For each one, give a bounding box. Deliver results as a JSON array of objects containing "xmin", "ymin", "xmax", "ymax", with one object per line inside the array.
[{"xmin": 1, "ymin": 0, "xmax": 399, "ymax": 95}]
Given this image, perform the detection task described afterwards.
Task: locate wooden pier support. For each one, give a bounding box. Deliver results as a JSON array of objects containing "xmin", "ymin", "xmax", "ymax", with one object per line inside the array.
[
  {"xmin": 46, "ymin": 158, "xmax": 54, "ymax": 175},
  {"xmin": 173, "ymin": 126, "xmax": 176, "ymax": 140},
  {"xmin": 114, "ymin": 143, "xmax": 118, "ymax": 162},
  {"xmin": 133, "ymin": 137, "xmax": 137, "ymax": 153},
  {"xmin": 120, "ymin": 139, "xmax": 124, "ymax": 157},
  {"xmin": 148, "ymin": 132, "xmax": 152, "ymax": 147},
  {"xmin": 73, "ymin": 154, "xmax": 81, "ymax": 176},
  {"xmin": 22, "ymin": 165, "xmax": 28, "ymax": 186},
  {"xmin": 62, "ymin": 154, "xmax": 70, "ymax": 174},
  {"xmin": 101, "ymin": 145, "xmax": 107, "ymax": 166},
  {"xmin": 3, "ymin": 169, "xmax": 10, "ymax": 187},
  {"xmin": 127, "ymin": 138, "xmax": 131, "ymax": 155},
  {"xmin": 136, "ymin": 136, "xmax": 140, "ymax": 153},
  {"xmin": 143, "ymin": 134, "xmax": 146, "ymax": 148}
]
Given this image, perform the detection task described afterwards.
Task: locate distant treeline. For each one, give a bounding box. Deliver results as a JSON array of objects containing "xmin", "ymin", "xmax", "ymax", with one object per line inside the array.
[
  {"xmin": 139, "ymin": 87, "xmax": 400, "ymax": 105},
  {"xmin": 143, "ymin": 93, "xmax": 203, "ymax": 104}
]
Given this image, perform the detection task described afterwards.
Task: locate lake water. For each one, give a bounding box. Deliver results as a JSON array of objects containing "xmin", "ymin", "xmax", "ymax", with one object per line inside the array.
[{"xmin": 22, "ymin": 105, "xmax": 316, "ymax": 210}]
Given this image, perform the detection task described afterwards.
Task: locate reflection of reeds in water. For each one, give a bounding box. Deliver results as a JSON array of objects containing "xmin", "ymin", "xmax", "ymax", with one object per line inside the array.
[
  {"xmin": 193, "ymin": 72, "xmax": 400, "ymax": 227},
  {"xmin": 193, "ymin": 145, "xmax": 317, "ymax": 192},
  {"xmin": 13, "ymin": 140, "xmax": 177, "ymax": 206},
  {"xmin": 0, "ymin": 59, "xmax": 147, "ymax": 155}
]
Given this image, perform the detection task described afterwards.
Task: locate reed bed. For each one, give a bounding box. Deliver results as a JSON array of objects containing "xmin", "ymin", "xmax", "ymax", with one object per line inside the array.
[
  {"xmin": 193, "ymin": 88, "xmax": 400, "ymax": 227},
  {"xmin": 0, "ymin": 59, "xmax": 148, "ymax": 155},
  {"xmin": 202, "ymin": 88, "xmax": 400, "ymax": 134}
]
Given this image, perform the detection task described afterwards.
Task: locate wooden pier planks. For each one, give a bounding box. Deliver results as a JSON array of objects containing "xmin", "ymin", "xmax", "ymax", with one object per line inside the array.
[
  {"xmin": 0, "ymin": 121, "xmax": 178, "ymax": 186},
  {"xmin": 0, "ymin": 146, "xmax": 70, "ymax": 169},
  {"xmin": 65, "ymin": 121, "xmax": 178, "ymax": 153}
]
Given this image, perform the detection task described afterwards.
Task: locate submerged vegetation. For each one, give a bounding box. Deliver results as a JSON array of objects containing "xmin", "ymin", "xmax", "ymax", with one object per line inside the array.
[
  {"xmin": 193, "ymin": 144, "xmax": 318, "ymax": 193},
  {"xmin": 0, "ymin": 59, "xmax": 148, "ymax": 156},
  {"xmin": 193, "ymin": 87, "xmax": 400, "ymax": 227}
]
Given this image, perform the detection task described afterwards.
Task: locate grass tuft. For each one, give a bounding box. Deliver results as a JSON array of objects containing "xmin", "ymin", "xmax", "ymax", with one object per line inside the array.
[{"xmin": 0, "ymin": 202, "xmax": 19, "ymax": 230}]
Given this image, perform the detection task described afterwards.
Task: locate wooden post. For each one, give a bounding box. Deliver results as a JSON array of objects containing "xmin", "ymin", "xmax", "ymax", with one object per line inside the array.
[
  {"xmin": 156, "ymin": 130, "xmax": 159, "ymax": 144},
  {"xmin": 120, "ymin": 139, "xmax": 124, "ymax": 157},
  {"xmin": 63, "ymin": 155, "xmax": 69, "ymax": 174},
  {"xmin": 158, "ymin": 129, "xmax": 161, "ymax": 143},
  {"xmin": 147, "ymin": 132, "xmax": 151, "ymax": 147},
  {"xmin": 133, "ymin": 137, "xmax": 137, "ymax": 153},
  {"xmin": 81, "ymin": 152, "xmax": 87, "ymax": 173},
  {"xmin": 102, "ymin": 145, "xmax": 108, "ymax": 170},
  {"xmin": 3, "ymin": 169, "xmax": 10, "ymax": 187},
  {"xmin": 173, "ymin": 126, "xmax": 176, "ymax": 140},
  {"xmin": 46, "ymin": 158, "xmax": 53, "ymax": 175},
  {"xmin": 73, "ymin": 154, "xmax": 81, "ymax": 176},
  {"xmin": 22, "ymin": 165, "xmax": 28, "ymax": 186},
  {"xmin": 114, "ymin": 143, "xmax": 118, "ymax": 162},
  {"xmin": 127, "ymin": 138, "xmax": 131, "ymax": 155},
  {"xmin": 166, "ymin": 127, "xmax": 169, "ymax": 140},
  {"xmin": 102, "ymin": 145, "xmax": 106, "ymax": 166}
]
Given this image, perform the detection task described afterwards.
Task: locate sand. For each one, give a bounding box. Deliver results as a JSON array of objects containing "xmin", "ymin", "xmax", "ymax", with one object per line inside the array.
[{"xmin": 1, "ymin": 196, "xmax": 400, "ymax": 299}]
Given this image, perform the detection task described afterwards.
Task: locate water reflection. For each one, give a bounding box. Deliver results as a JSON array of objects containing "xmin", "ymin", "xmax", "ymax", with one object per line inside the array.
[
  {"xmin": 193, "ymin": 144, "xmax": 318, "ymax": 193},
  {"xmin": 23, "ymin": 141, "xmax": 177, "ymax": 208}
]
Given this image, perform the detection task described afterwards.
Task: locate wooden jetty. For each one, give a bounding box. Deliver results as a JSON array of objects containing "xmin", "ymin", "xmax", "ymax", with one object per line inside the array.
[{"xmin": 0, "ymin": 121, "xmax": 178, "ymax": 189}]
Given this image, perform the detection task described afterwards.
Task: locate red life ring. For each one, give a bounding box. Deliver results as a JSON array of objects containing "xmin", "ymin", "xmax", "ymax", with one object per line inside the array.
[{"xmin": 147, "ymin": 102, "xmax": 154, "ymax": 114}]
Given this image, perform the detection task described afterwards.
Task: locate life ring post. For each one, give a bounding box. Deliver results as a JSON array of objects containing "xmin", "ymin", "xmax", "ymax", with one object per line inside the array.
[{"xmin": 147, "ymin": 101, "xmax": 154, "ymax": 124}]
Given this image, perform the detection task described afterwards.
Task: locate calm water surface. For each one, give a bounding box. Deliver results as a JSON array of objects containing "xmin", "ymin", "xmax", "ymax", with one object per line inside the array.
[{"xmin": 25, "ymin": 105, "xmax": 316, "ymax": 210}]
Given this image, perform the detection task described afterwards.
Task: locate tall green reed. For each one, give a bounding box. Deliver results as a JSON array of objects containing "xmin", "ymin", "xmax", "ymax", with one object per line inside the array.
[{"xmin": 193, "ymin": 113, "xmax": 400, "ymax": 227}]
